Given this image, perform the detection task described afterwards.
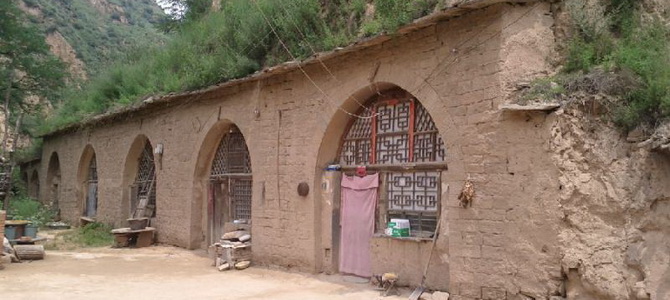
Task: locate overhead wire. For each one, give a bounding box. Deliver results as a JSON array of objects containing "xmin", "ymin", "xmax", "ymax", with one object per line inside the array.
[
  {"xmin": 250, "ymin": 0, "xmax": 377, "ymax": 120},
  {"xmin": 167, "ymin": 0, "xmax": 542, "ymax": 130},
  {"xmin": 274, "ymin": 0, "xmax": 374, "ymax": 112},
  {"xmin": 410, "ymin": 3, "xmax": 541, "ymax": 98},
  {"xmin": 252, "ymin": 0, "xmax": 541, "ymax": 178},
  {"xmin": 252, "ymin": 0, "xmax": 539, "ymax": 121}
]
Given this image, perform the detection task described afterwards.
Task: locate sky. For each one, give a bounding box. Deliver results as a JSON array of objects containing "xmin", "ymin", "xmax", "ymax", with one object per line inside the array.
[{"xmin": 154, "ymin": 0, "xmax": 186, "ymax": 18}]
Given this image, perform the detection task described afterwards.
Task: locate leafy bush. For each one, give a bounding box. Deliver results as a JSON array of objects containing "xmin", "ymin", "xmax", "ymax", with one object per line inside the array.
[
  {"xmin": 563, "ymin": 0, "xmax": 670, "ymax": 129},
  {"xmin": 361, "ymin": 0, "xmax": 438, "ymax": 36},
  {"xmin": 6, "ymin": 166, "xmax": 54, "ymax": 226},
  {"xmin": 8, "ymin": 196, "xmax": 55, "ymax": 227}
]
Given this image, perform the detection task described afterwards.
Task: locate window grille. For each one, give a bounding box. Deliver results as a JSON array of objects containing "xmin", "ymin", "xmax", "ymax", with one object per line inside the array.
[
  {"xmin": 85, "ymin": 155, "xmax": 98, "ymax": 218},
  {"xmin": 210, "ymin": 127, "xmax": 252, "ymax": 222},
  {"xmin": 338, "ymin": 90, "xmax": 445, "ymax": 235},
  {"xmin": 230, "ymin": 177, "xmax": 252, "ymax": 220},
  {"xmin": 385, "ymin": 171, "xmax": 440, "ymax": 234},
  {"xmin": 88, "ymin": 155, "xmax": 98, "ymax": 182},
  {"xmin": 339, "ymin": 99, "xmax": 445, "ymax": 166},
  {"xmin": 211, "ymin": 128, "xmax": 252, "ymax": 176},
  {"xmin": 134, "ymin": 142, "xmax": 156, "ymax": 217}
]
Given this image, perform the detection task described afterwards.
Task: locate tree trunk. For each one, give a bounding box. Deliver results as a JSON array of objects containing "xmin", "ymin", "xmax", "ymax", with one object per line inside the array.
[
  {"xmin": 2, "ymin": 70, "xmax": 12, "ymax": 159},
  {"xmin": 2, "ymin": 113, "xmax": 22, "ymax": 211}
]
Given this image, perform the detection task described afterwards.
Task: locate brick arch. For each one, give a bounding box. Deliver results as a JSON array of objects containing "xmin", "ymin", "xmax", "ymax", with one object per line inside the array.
[
  {"xmin": 191, "ymin": 119, "xmax": 253, "ymax": 248},
  {"xmin": 313, "ymin": 81, "xmax": 464, "ymax": 279},
  {"xmin": 121, "ymin": 134, "xmax": 155, "ymax": 218},
  {"xmin": 76, "ymin": 144, "xmax": 97, "ymax": 217}
]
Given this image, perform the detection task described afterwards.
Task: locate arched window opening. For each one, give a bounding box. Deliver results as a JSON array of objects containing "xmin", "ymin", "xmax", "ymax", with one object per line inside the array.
[
  {"xmin": 338, "ymin": 89, "xmax": 446, "ymax": 236},
  {"xmin": 132, "ymin": 142, "xmax": 156, "ymax": 218},
  {"xmin": 208, "ymin": 126, "xmax": 252, "ymax": 243},
  {"xmin": 85, "ymin": 154, "xmax": 98, "ymax": 217}
]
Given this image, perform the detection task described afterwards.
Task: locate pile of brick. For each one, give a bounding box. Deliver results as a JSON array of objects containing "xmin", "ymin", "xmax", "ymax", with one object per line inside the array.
[{"xmin": 212, "ymin": 230, "xmax": 251, "ymax": 271}]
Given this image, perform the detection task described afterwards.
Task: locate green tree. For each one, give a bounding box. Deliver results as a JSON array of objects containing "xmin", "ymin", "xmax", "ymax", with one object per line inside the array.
[
  {"xmin": 0, "ymin": 0, "xmax": 66, "ymax": 141},
  {"xmin": 0, "ymin": 1, "xmax": 65, "ymax": 209}
]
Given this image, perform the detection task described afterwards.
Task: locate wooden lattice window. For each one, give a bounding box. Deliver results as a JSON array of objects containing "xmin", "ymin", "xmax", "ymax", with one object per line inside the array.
[
  {"xmin": 210, "ymin": 127, "xmax": 252, "ymax": 221},
  {"xmin": 88, "ymin": 155, "xmax": 98, "ymax": 182},
  {"xmin": 339, "ymin": 89, "xmax": 446, "ymax": 236},
  {"xmin": 133, "ymin": 142, "xmax": 156, "ymax": 217}
]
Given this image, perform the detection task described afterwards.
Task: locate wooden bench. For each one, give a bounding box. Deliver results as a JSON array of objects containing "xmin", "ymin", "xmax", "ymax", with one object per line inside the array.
[{"xmin": 111, "ymin": 227, "xmax": 155, "ymax": 248}]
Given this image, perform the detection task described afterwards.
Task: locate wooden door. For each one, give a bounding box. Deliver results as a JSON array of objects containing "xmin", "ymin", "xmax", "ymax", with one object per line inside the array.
[
  {"xmin": 85, "ymin": 182, "xmax": 98, "ymax": 217},
  {"xmin": 209, "ymin": 179, "xmax": 228, "ymax": 244}
]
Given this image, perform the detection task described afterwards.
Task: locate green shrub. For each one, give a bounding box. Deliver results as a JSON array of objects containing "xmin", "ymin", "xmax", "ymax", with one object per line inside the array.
[
  {"xmin": 563, "ymin": 0, "xmax": 670, "ymax": 130},
  {"xmin": 63, "ymin": 223, "xmax": 114, "ymax": 247},
  {"xmin": 8, "ymin": 196, "xmax": 55, "ymax": 227}
]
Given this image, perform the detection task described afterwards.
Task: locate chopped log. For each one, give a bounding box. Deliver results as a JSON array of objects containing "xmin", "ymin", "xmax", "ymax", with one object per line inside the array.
[{"xmin": 14, "ymin": 245, "xmax": 45, "ymax": 260}]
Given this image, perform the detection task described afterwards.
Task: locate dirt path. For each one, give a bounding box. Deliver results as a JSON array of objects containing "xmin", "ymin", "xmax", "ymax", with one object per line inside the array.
[{"xmin": 0, "ymin": 245, "xmax": 408, "ymax": 300}]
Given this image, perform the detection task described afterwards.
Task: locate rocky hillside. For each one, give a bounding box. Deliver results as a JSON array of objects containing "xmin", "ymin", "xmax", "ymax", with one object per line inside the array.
[{"xmin": 18, "ymin": 0, "xmax": 167, "ymax": 79}]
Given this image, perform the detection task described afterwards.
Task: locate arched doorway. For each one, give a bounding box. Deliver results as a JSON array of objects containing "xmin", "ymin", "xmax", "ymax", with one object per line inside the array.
[
  {"xmin": 132, "ymin": 141, "xmax": 156, "ymax": 218},
  {"xmin": 207, "ymin": 125, "xmax": 252, "ymax": 244},
  {"xmin": 86, "ymin": 155, "xmax": 98, "ymax": 217},
  {"xmin": 335, "ymin": 87, "xmax": 446, "ymax": 277},
  {"xmin": 78, "ymin": 145, "xmax": 99, "ymax": 218},
  {"xmin": 46, "ymin": 152, "xmax": 61, "ymax": 219}
]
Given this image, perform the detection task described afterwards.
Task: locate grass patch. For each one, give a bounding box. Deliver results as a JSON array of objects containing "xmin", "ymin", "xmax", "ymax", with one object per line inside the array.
[
  {"xmin": 519, "ymin": 78, "xmax": 566, "ymax": 104},
  {"xmin": 61, "ymin": 223, "xmax": 115, "ymax": 248}
]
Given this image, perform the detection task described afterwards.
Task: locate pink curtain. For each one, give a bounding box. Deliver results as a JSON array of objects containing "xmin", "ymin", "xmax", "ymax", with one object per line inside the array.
[{"xmin": 339, "ymin": 173, "xmax": 378, "ymax": 277}]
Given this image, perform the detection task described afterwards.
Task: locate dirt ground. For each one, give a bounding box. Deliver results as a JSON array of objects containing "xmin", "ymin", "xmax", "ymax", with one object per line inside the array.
[{"xmin": 0, "ymin": 244, "xmax": 413, "ymax": 300}]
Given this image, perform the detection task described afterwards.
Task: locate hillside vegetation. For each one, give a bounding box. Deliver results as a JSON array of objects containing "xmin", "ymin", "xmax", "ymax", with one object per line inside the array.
[
  {"xmin": 526, "ymin": 0, "xmax": 670, "ymax": 130},
  {"xmin": 26, "ymin": 0, "xmax": 670, "ymax": 136},
  {"xmin": 0, "ymin": 1, "xmax": 66, "ymax": 158},
  {"xmin": 21, "ymin": 0, "xmax": 167, "ymax": 77},
  {"xmin": 37, "ymin": 0, "xmax": 442, "ymax": 134}
]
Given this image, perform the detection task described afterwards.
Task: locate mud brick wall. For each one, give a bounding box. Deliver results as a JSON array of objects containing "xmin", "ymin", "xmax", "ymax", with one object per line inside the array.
[{"xmin": 38, "ymin": 3, "xmax": 562, "ymax": 298}]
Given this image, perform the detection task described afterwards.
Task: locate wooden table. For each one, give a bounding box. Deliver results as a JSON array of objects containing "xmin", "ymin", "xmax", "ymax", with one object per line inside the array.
[{"xmin": 111, "ymin": 227, "xmax": 155, "ymax": 248}]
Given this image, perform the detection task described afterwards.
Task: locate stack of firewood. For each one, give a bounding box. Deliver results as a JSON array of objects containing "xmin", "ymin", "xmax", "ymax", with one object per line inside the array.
[{"xmin": 211, "ymin": 230, "xmax": 251, "ymax": 271}]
